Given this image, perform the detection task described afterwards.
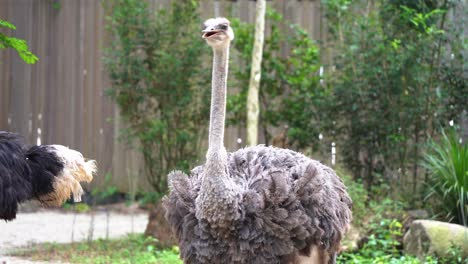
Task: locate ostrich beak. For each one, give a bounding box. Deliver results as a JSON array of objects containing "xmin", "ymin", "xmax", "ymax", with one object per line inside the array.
[{"xmin": 202, "ymin": 29, "xmax": 222, "ymax": 39}]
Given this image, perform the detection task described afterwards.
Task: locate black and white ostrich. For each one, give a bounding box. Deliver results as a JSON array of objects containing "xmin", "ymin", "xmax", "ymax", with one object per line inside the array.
[
  {"xmin": 0, "ymin": 131, "xmax": 95, "ymax": 221},
  {"xmin": 164, "ymin": 18, "xmax": 352, "ymax": 264}
]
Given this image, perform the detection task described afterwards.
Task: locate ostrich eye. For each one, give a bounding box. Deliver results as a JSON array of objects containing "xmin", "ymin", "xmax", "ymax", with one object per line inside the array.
[{"xmin": 218, "ymin": 24, "xmax": 228, "ymax": 30}]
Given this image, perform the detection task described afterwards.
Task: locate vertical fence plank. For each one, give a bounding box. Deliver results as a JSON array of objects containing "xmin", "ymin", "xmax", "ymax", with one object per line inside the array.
[
  {"xmin": 0, "ymin": 0, "xmax": 323, "ymax": 191},
  {"xmin": 0, "ymin": 0, "xmax": 11, "ymax": 130}
]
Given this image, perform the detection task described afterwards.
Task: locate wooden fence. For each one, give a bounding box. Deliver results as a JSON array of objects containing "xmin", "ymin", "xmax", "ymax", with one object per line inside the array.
[{"xmin": 0, "ymin": 0, "xmax": 323, "ymax": 192}]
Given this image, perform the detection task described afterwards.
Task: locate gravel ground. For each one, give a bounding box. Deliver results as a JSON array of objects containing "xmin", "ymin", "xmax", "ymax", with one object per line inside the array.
[
  {"xmin": 0, "ymin": 209, "xmax": 149, "ymax": 264},
  {"xmin": 0, "ymin": 257, "xmax": 65, "ymax": 264}
]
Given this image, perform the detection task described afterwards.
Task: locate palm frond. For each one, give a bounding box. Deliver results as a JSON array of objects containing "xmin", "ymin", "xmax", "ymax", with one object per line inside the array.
[{"xmin": 423, "ymin": 128, "xmax": 467, "ymax": 226}]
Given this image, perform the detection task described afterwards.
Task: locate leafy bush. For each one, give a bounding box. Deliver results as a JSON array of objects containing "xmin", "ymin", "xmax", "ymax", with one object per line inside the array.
[
  {"xmin": 339, "ymin": 219, "xmax": 467, "ymax": 264},
  {"xmin": 338, "ymin": 173, "xmax": 467, "ymax": 263},
  {"xmin": 423, "ymin": 128, "xmax": 467, "ymax": 226},
  {"xmin": 228, "ymin": 9, "xmax": 324, "ymax": 151},
  {"xmin": 441, "ymin": 245, "xmax": 468, "ymax": 264},
  {"xmin": 321, "ymin": 0, "xmax": 466, "ymax": 198},
  {"xmin": 91, "ymin": 173, "xmax": 120, "ymax": 204},
  {"xmin": 338, "ymin": 218, "xmax": 410, "ymax": 263},
  {"xmin": 0, "ymin": 18, "xmax": 38, "ymax": 64},
  {"xmin": 337, "ymin": 212, "xmax": 466, "ymax": 264},
  {"xmin": 337, "ymin": 168, "xmax": 368, "ymax": 223},
  {"xmin": 337, "ymin": 173, "xmax": 412, "ymax": 263},
  {"xmin": 103, "ymin": 0, "xmax": 210, "ymax": 195}
]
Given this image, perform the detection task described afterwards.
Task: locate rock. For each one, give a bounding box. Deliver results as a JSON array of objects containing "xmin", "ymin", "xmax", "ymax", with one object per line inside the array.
[
  {"xmin": 403, "ymin": 220, "xmax": 468, "ymax": 259},
  {"xmin": 403, "ymin": 209, "xmax": 429, "ymax": 234}
]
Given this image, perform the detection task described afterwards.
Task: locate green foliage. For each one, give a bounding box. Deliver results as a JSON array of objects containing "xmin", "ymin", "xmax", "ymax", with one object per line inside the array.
[
  {"xmin": 14, "ymin": 231, "xmax": 466, "ymax": 264},
  {"xmin": 338, "ymin": 180, "xmax": 467, "ymax": 263},
  {"xmin": 62, "ymin": 201, "xmax": 90, "ymax": 213},
  {"xmin": 153, "ymin": 246, "xmax": 182, "ymax": 264},
  {"xmin": 338, "ymin": 180, "xmax": 411, "ymax": 262},
  {"xmin": 0, "ymin": 18, "xmax": 38, "ymax": 64},
  {"xmin": 136, "ymin": 191, "xmax": 161, "ymax": 207},
  {"xmin": 339, "ymin": 252, "xmax": 438, "ymax": 264},
  {"xmin": 321, "ymin": 0, "xmax": 466, "ymax": 198},
  {"xmin": 103, "ymin": 0, "xmax": 210, "ymax": 195},
  {"xmin": 338, "ymin": 218, "xmax": 411, "ymax": 263},
  {"xmin": 73, "ymin": 203, "xmax": 91, "ymax": 213},
  {"xmin": 48, "ymin": 0, "xmax": 61, "ymax": 10},
  {"xmin": 338, "ymin": 168, "xmax": 368, "ymax": 222},
  {"xmin": 91, "ymin": 173, "xmax": 120, "ymax": 202},
  {"xmin": 338, "ymin": 198, "xmax": 450, "ymax": 264},
  {"xmin": 339, "ymin": 219, "xmax": 467, "ymax": 264},
  {"xmin": 228, "ymin": 9, "xmax": 324, "ymax": 149},
  {"xmin": 423, "ymin": 128, "xmax": 467, "ymax": 226},
  {"xmin": 441, "ymin": 245, "xmax": 468, "ymax": 264},
  {"xmin": 13, "ymin": 234, "xmax": 182, "ymax": 264}
]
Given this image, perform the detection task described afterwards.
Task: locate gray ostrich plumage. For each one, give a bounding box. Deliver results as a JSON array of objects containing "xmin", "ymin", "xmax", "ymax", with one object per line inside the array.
[{"xmin": 164, "ymin": 18, "xmax": 352, "ymax": 264}]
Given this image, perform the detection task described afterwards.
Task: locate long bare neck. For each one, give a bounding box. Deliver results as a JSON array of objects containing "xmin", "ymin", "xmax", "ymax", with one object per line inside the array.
[
  {"xmin": 196, "ymin": 43, "xmax": 240, "ymax": 227},
  {"xmin": 208, "ymin": 45, "xmax": 229, "ymax": 155}
]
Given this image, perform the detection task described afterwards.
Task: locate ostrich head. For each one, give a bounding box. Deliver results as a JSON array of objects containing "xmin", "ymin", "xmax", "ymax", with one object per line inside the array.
[{"xmin": 202, "ymin": 17, "xmax": 234, "ymax": 49}]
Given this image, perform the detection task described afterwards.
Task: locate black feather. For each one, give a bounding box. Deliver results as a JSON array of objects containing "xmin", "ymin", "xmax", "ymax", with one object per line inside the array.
[
  {"xmin": 26, "ymin": 145, "xmax": 64, "ymax": 198},
  {"xmin": 0, "ymin": 132, "xmax": 32, "ymax": 220},
  {"xmin": 0, "ymin": 131, "xmax": 66, "ymax": 221}
]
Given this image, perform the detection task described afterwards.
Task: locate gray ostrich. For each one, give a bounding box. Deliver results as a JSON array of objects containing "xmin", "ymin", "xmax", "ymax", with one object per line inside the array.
[{"xmin": 164, "ymin": 17, "xmax": 352, "ymax": 264}]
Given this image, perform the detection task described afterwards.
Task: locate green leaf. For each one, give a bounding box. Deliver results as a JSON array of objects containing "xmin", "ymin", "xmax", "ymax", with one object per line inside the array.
[
  {"xmin": 0, "ymin": 19, "xmax": 38, "ymax": 64},
  {"xmin": 0, "ymin": 19, "xmax": 16, "ymax": 29}
]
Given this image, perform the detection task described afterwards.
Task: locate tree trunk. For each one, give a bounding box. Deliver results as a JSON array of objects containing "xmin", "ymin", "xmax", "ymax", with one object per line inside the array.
[
  {"xmin": 246, "ymin": 0, "xmax": 266, "ymax": 146},
  {"xmin": 144, "ymin": 202, "xmax": 176, "ymax": 247},
  {"xmin": 461, "ymin": 110, "xmax": 468, "ymax": 143},
  {"xmin": 412, "ymin": 124, "xmax": 419, "ymax": 194}
]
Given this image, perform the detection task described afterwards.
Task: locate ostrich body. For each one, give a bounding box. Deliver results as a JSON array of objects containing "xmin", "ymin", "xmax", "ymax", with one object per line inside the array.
[
  {"xmin": 0, "ymin": 131, "xmax": 95, "ymax": 221},
  {"xmin": 164, "ymin": 18, "xmax": 352, "ymax": 264}
]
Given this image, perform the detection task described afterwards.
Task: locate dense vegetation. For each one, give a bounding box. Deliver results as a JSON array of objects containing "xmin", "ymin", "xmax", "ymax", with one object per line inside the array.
[
  {"xmin": 1, "ymin": 0, "xmax": 465, "ymax": 263},
  {"xmin": 104, "ymin": 0, "xmax": 466, "ymax": 210},
  {"xmin": 230, "ymin": 0, "xmax": 466, "ymax": 223},
  {"xmin": 100, "ymin": 0, "xmax": 466, "ymax": 262},
  {"xmin": 228, "ymin": 10, "xmax": 325, "ymax": 152},
  {"xmin": 104, "ymin": 0, "xmax": 210, "ymax": 195},
  {"xmin": 337, "ymin": 166, "xmax": 467, "ymax": 263},
  {"xmin": 321, "ymin": 0, "xmax": 466, "ymax": 201},
  {"xmin": 424, "ymin": 128, "xmax": 467, "ymax": 226}
]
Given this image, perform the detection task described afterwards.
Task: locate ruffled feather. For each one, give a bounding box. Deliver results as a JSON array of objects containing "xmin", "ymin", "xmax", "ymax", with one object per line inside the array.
[{"xmin": 164, "ymin": 145, "xmax": 352, "ymax": 263}]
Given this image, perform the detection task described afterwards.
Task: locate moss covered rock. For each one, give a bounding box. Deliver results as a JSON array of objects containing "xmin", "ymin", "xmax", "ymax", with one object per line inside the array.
[{"xmin": 403, "ymin": 220, "xmax": 468, "ymax": 259}]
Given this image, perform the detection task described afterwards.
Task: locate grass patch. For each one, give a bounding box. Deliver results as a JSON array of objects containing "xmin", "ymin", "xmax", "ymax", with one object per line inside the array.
[{"xmin": 11, "ymin": 234, "xmax": 182, "ymax": 264}]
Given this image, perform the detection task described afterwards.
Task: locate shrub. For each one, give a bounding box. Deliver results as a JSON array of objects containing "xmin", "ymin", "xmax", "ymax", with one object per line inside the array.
[
  {"xmin": 228, "ymin": 9, "xmax": 324, "ymax": 151},
  {"xmin": 337, "ymin": 168, "xmax": 368, "ymax": 223},
  {"xmin": 103, "ymin": 0, "xmax": 210, "ymax": 195},
  {"xmin": 338, "ymin": 218, "xmax": 406, "ymax": 263},
  {"xmin": 423, "ymin": 128, "xmax": 467, "ymax": 226},
  {"xmin": 321, "ymin": 0, "xmax": 466, "ymax": 199}
]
